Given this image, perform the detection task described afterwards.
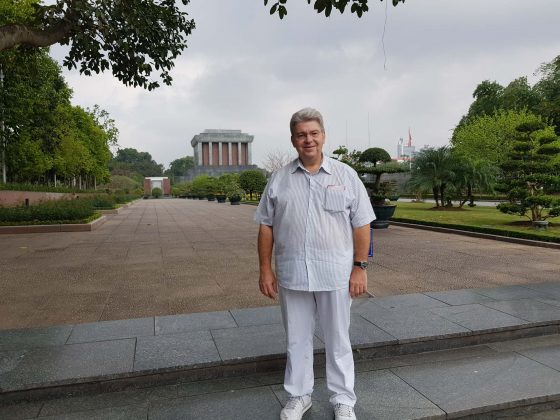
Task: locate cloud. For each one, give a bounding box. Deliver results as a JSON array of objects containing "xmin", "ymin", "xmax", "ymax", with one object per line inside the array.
[{"xmin": 53, "ymin": 0, "xmax": 560, "ymax": 167}]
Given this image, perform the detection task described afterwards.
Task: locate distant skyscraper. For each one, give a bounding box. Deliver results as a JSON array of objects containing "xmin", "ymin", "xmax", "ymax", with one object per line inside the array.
[{"xmin": 397, "ymin": 128, "xmax": 415, "ymax": 160}]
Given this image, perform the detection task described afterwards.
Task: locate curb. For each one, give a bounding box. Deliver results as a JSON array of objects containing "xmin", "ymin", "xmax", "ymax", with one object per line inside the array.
[
  {"xmin": 0, "ymin": 215, "xmax": 106, "ymax": 235},
  {"xmin": 391, "ymin": 221, "xmax": 560, "ymax": 250}
]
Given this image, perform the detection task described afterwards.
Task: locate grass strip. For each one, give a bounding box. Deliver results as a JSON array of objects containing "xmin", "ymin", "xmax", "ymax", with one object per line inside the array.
[{"xmin": 393, "ymin": 202, "xmax": 559, "ymax": 243}]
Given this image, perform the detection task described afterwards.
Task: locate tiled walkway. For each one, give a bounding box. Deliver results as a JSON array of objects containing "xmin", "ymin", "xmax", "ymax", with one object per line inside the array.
[{"xmin": 1, "ymin": 199, "xmax": 559, "ymax": 330}]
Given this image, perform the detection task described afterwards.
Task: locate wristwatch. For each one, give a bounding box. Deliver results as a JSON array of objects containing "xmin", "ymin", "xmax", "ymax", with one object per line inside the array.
[{"xmin": 353, "ymin": 261, "xmax": 369, "ymax": 270}]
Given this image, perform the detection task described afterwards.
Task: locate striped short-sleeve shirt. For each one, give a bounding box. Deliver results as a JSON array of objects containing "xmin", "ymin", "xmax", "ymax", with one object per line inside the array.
[{"xmin": 255, "ymin": 156, "xmax": 375, "ymax": 291}]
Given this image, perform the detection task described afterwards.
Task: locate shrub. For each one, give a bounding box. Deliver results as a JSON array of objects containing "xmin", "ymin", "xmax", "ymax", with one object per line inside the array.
[
  {"xmin": 152, "ymin": 187, "xmax": 163, "ymax": 198},
  {"xmin": 0, "ymin": 199, "xmax": 95, "ymax": 223},
  {"xmin": 86, "ymin": 195, "xmax": 117, "ymax": 209}
]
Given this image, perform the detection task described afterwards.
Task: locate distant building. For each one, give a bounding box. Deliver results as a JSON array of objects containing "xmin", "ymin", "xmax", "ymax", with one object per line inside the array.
[
  {"xmin": 396, "ymin": 129, "xmax": 416, "ymax": 161},
  {"xmin": 144, "ymin": 177, "xmax": 171, "ymax": 195},
  {"xmin": 181, "ymin": 129, "xmax": 258, "ymax": 180}
]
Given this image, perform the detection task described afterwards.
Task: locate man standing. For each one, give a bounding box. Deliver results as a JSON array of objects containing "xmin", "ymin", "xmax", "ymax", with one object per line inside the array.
[{"xmin": 255, "ymin": 108, "xmax": 375, "ymax": 420}]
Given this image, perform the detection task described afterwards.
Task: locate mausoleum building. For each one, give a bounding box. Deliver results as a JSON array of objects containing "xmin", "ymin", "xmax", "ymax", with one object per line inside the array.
[{"xmin": 182, "ymin": 129, "xmax": 258, "ymax": 180}]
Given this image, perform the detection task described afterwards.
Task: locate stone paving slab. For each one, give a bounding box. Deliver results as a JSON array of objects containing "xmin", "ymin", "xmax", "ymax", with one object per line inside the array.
[
  {"xmin": 424, "ymin": 289, "xmax": 496, "ymax": 306},
  {"xmin": 148, "ymin": 387, "xmax": 280, "ymax": 420},
  {"xmin": 134, "ymin": 330, "xmax": 221, "ymax": 372},
  {"xmin": 392, "ymin": 351, "xmax": 560, "ymax": 418},
  {"xmin": 482, "ymin": 299, "xmax": 560, "ymax": 323},
  {"xmin": 230, "ymin": 306, "xmax": 283, "ymax": 327},
  {"xmin": 430, "ymin": 303, "xmax": 529, "ymax": 332},
  {"xmin": 211, "ymin": 324, "xmax": 323, "ymax": 362},
  {"xmin": 154, "ymin": 311, "xmax": 237, "ymax": 335},
  {"xmin": 473, "ymin": 285, "xmax": 549, "ymax": 301},
  {"xmin": 67, "ymin": 318, "xmax": 154, "ymax": 344},
  {"xmin": 358, "ymin": 302, "xmax": 470, "ymax": 342},
  {"xmin": 0, "ymin": 326, "xmax": 73, "ymax": 352},
  {"xmin": 0, "ymin": 339, "xmax": 136, "ymax": 392},
  {"xmin": 518, "ymin": 346, "xmax": 560, "ymax": 372}
]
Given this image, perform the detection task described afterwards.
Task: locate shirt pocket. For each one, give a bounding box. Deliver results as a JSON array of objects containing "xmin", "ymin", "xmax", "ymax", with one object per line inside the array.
[{"xmin": 324, "ymin": 186, "xmax": 347, "ymax": 212}]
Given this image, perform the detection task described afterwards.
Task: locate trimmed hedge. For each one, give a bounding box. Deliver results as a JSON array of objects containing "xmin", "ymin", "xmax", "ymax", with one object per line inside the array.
[
  {"xmin": 0, "ymin": 199, "xmax": 95, "ymax": 223},
  {"xmin": 392, "ymin": 217, "xmax": 560, "ymax": 244},
  {"xmin": 0, "ymin": 183, "xmax": 91, "ymax": 193}
]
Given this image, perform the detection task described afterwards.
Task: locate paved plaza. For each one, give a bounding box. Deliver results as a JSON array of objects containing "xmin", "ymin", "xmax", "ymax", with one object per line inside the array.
[{"xmin": 1, "ymin": 198, "xmax": 559, "ymax": 330}]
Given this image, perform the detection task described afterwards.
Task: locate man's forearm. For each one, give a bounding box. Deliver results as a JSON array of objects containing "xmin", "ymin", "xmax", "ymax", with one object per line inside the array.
[
  {"xmin": 258, "ymin": 224, "xmax": 274, "ymax": 272},
  {"xmin": 353, "ymin": 224, "xmax": 370, "ymax": 261}
]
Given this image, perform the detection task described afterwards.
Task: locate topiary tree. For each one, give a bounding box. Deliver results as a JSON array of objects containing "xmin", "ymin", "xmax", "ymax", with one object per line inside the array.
[
  {"xmin": 496, "ymin": 121, "xmax": 560, "ymax": 224},
  {"xmin": 356, "ymin": 147, "xmax": 408, "ymax": 204}
]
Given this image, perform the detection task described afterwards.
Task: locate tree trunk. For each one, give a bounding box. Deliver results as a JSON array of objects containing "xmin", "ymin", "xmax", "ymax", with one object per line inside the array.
[{"xmin": 432, "ymin": 187, "xmax": 439, "ymax": 207}]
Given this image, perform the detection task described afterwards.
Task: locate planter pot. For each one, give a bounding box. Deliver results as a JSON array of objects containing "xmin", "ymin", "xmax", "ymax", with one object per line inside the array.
[
  {"xmin": 371, "ymin": 204, "xmax": 397, "ymax": 229},
  {"xmin": 217, "ymin": 195, "xmax": 227, "ymax": 203},
  {"xmin": 230, "ymin": 200, "xmax": 241, "ymax": 205},
  {"xmin": 207, "ymin": 196, "xmax": 216, "ymax": 201},
  {"xmin": 532, "ymin": 220, "xmax": 549, "ymax": 230},
  {"xmin": 198, "ymin": 196, "xmax": 205, "ymax": 200}
]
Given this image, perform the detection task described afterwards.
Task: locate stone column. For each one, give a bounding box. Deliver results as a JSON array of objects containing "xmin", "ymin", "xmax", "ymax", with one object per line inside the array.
[
  {"xmin": 248, "ymin": 142, "xmax": 252, "ymax": 165},
  {"xmin": 218, "ymin": 142, "xmax": 223, "ymax": 166},
  {"xmin": 238, "ymin": 142, "xmax": 242, "ymax": 165},
  {"xmin": 228, "ymin": 143, "xmax": 232, "ymax": 165},
  {"xmin": 208, "ymin": 142, "xmax": 213, "ymax": 166},
  {"xmin": 197, "ymin": 142, "xmax": 203, "ymax": 166}
]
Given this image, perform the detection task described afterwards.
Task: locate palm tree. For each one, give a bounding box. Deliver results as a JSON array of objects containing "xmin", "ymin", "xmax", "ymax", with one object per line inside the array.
[
  {"xmin": 452, "ymin": 158, "xmax": 498, "ymax": 208},
  {"xmin": 407, "ymin": 146, "xmax": 456, "ymax": 207}
]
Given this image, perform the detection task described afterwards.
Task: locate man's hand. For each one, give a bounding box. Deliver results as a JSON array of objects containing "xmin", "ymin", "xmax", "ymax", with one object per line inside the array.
[
  {"xmin": 349, "ymin": 267, "xmax": 367, "ymax": 298},
  {"xmin": 259, "ymin": 269, "xmax": 278, "ymax": 300},
  {"xmin": 258, "ymin": 224, "xmax": 277, "ymax": 299}
]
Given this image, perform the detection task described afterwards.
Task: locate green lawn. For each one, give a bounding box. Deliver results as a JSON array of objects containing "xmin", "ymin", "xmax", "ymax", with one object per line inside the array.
[{"xmin": 393, "ymin": 202, "xmax": 560, "ymax": 242}]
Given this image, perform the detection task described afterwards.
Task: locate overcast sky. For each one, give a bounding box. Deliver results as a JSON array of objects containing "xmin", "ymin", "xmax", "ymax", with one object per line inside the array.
[{"xmin": 52, "ymin": 0, "xmax": 560, "ymax": 168}]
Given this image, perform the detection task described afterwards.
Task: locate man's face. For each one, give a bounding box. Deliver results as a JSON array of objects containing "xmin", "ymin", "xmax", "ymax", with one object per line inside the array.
[{"xmin": 291, "ymin": 120, "xmax": 325, "ymax": 162}]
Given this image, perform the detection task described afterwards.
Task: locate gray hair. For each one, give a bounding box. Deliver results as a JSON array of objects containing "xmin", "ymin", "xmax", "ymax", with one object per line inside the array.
[{"xmin": 290, "ymin": 107, "xmax": 325, "ymax": 135}]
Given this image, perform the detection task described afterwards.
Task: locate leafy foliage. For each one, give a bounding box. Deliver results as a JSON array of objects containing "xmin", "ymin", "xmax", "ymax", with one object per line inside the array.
[
  {"xmin": 0, "ymin": 0, "xmax": 195, "ymax": 90},
  {"xmin": 164, "ymin": 156, "xmax": 194, "ymax": 181},
  {"xmin": 496, "ymin": 122, "xmax": 560, "ymax": 221},
  {"xmin": 451, "ymin": 110, "xmax": 545, "ymax": 166},
  {"xmin": 1, "ymin": 48, "xmax": 114, "ymax": 187},
  {"xmin": 109, "ymin": 148, "xmax": 164, "ymax": 179},
  {"xmin": 0, "ymin": 199, "xmax": 94, "ymax": 223},
  {"xmin": 455, "ymin": 55, "xmax": 560, "ymax": 137},
  {"xmin": 265, "ymin": 0, "xmax": 405, "ymax": 19},
  {"xmin": 239, "ymin": 170, "xmax": 267, "ymax": 200}
]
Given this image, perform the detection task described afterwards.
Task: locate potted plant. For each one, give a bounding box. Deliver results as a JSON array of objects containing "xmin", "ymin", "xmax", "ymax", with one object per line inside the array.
[
  {"xmin": 229, "ymin": 193, "xmax": 242, "ymax": 205},
  {"xmin": 216, "ymin": 193, "xmax": 227, "ymax": 203},
  {"xmin": 207, "ymin": 193, "xmax": 216, "ymax": 201},
  {"xmin": 356, "ymin": 148, "xmax": 409, "ymax": 229}
]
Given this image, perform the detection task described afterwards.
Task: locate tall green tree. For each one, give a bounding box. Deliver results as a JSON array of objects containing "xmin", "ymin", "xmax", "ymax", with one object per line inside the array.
[
  {"xmin": 110, "ymin": 148, "xmax": 164, "ymax": 178},
  {"xmin": 497, "ymin": 121, "xmax": 560, "ymax": 222},
  {"xmin": 239, "ymin": 169, "xmax": 267, "ymax": 200},
  {"xmin": 165, "ymin": 156, "xmax": 194, "ymax": 182},
  {"xmin": 451, "ymin": 110, "xmax": 545, "ymax": 167},
  {"xmin": 406, "ymin": 146, "xmax": 457, "ymax": 207},
  {"xmin": 534, "ymin": 56, "xmax": 560, "ymax": 135}
]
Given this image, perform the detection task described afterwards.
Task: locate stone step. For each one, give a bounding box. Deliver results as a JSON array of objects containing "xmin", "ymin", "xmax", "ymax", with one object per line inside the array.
[
  {"xmin": 3, "ymin": 335, "xmax": 560, "ymax": 419},
  {"xmin": 2, "ymin": 283, "xmax": 560, "ymax": 405}
]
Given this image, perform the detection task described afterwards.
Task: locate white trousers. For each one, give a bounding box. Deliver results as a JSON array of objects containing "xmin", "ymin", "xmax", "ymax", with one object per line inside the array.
[{"xmin": 279, "ymin": 286, "xmax": 356, "ymax": 407}]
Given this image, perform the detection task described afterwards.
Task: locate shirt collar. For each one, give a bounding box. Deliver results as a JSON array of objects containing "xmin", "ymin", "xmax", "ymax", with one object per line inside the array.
[{"xmin": 290, "ymin": 155, "xmax": 333, "ymax": 175}]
